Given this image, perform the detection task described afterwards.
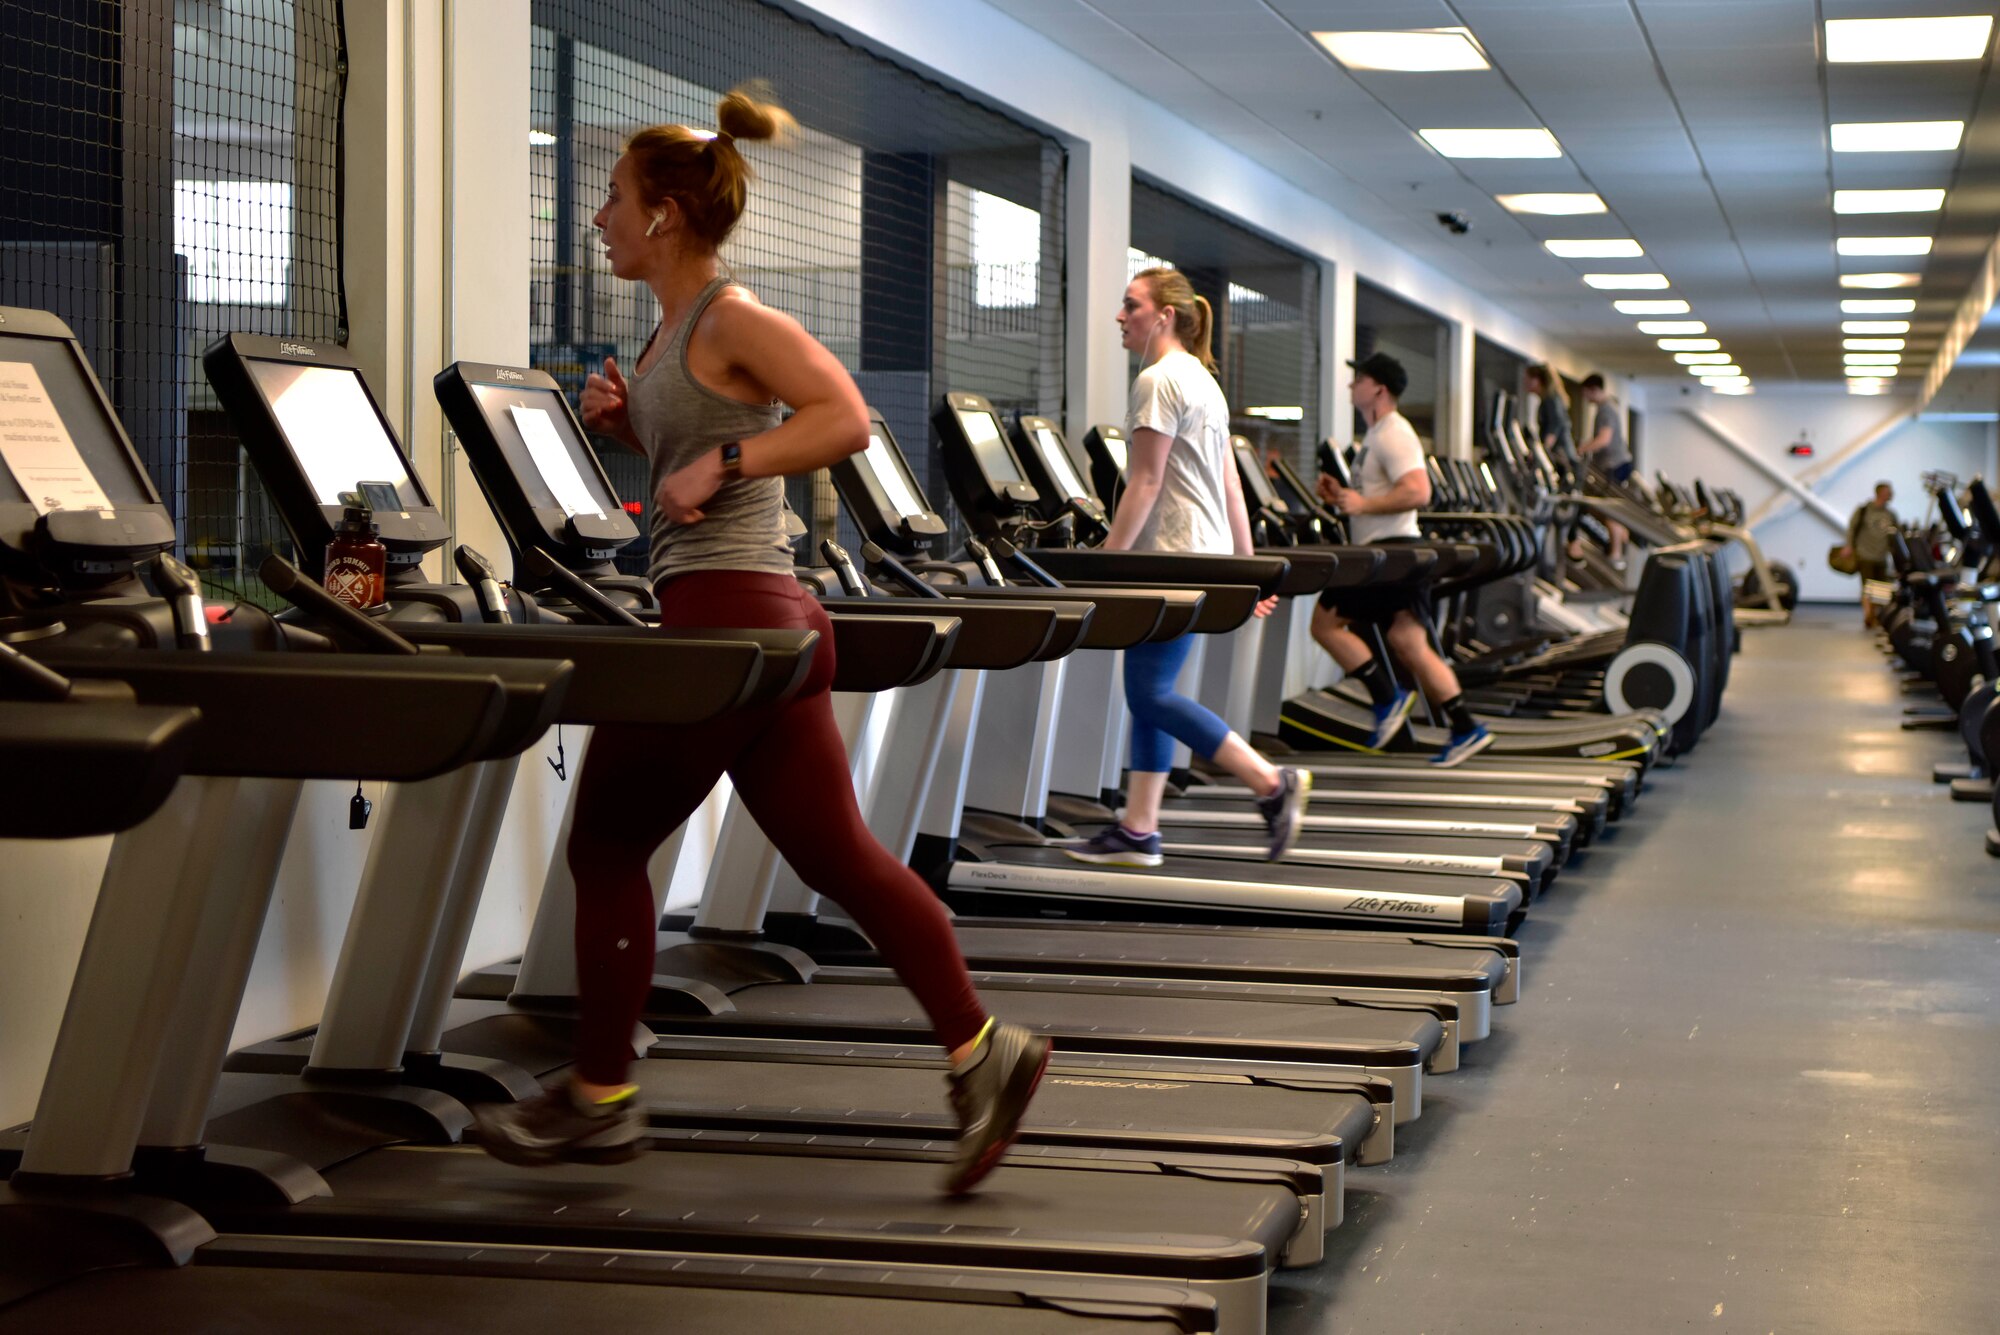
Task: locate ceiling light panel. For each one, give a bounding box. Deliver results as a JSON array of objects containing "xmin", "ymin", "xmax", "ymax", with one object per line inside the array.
[
  {"xmin": 1837, "ymin": 237, "xmax": 1934, "ymax": 256},
  {"xmin": 1834, "ymin": 189, "xmax": 1946, "ymax": 214},
  {"xmin": 1497, "ymin": 193, "xmax": 1606, "ymax": 215},
  {"xmin": 1639, "ymin": 321, "xmax": 1707, "ymax": 334},
  {"xmin": 1658, "ymin": 338, "xmax": 1721, "ymax": 351},
  {"xmin": 1545, "ymin": 239, "xmax": 1644, "ymax": 258},
  {"xmin": 1825, "ymin": 15, "xmax": 1993, "ymax": 63},
  {"xmin": 1315, "ymin": 28, "xmax": 1490, "ymax": 72},
  {"xmin": 1850, "ymin": 382, "xmax": 1890, "ymax": 394},
  {"xmin": 1831, "ymin": 121, "xmax": 1965, "ymax": 152},
  {"xmin": 1675, "ymin": 353, "xmax": 1733, "ymax": 364},
  {"xmin": 1844, "ymin": 338, "xmax": 1906, "ymax": 351},
  {"xmin": 1848, "ymin": 365, "xmax": 1900, "ymax": 376},
  {"xmin": 1845, "ymin": 352, "xmax": 1903, "ymax": 364},
  {"xmin": 1615, "ymin": 299, "xmax": 1692, "ymax": 314},
  {"xmin": 1690, "ymin": 365, "xmax": 1744, "ymax": 377},
  {"xmin": 1583, "ymin": 273, "xmax": 1670, "ymax": 289},
  {"xmin": 1844, "ymin": 320, "xmax": 1911, "ymax": 334},
  {"xmin": 1843, "ymin": 298, "xmax": 1918, "ymax": 314},
  {"xmin": 1419, "ymin": 128, "xmax": 1563, "ymax": 158},
  {"xmin": 1840, "ymin": 272, "xmax": 1922, "ymax": 289}
]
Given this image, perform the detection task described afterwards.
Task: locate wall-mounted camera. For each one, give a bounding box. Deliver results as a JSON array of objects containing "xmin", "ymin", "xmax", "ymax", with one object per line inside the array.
[{"xmin": 1436, "ymin": 210, "xmax": 1471, "ymax": 235}]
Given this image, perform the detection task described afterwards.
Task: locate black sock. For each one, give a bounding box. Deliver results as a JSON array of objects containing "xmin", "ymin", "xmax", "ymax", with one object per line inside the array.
[
  {"xmin": 1441, "ymin": 694, "xmax": 1478, "ymax": 735},
  {"xmin": 1352, "ymin": 655, "xmax": 1397, "ymax": 707}
]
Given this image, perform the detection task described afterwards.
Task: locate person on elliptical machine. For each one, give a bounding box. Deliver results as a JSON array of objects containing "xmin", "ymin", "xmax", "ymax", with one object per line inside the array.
[
  {"xmin": 1312, "ymin": 352, "xmax": 1495, "ymax": 768},
  {"xmin": 472, "ymin": 86, "xmax": 1047, "ymax": 1195},
  {"xmin": 1063, "ymin": 265, "xmax": 1312, "ymax": 867}
]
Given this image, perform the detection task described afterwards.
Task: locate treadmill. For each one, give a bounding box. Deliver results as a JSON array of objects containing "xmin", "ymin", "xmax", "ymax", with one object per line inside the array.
[
  {"xmin": 0, "ymin": 312, "xmax": 1290, "ymax": 1333},
  {"xmin": 930, "ymin": 392, "xmax": 1587, "ymax": 849},
  {"xmin": 0, "ymin": 619, "xmax": 1232, "ymax": 1335},
  {"xmin": 925, "ymin": 419, "xmax": 1590, "ymax": 882},
  {"xmin": 881, "ymin": 415, "xmax": 1569, "ymax": 892},
  {"xmin": 403, "ymin": 358, "xmax": 1445, "ymax": 1112},
  {"xmin": 187, "ymin": 350, "xmax": 1395, "ymax": 1256}
]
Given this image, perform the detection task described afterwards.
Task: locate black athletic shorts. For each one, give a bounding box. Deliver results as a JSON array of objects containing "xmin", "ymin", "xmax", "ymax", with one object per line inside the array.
[{"xmin": 1318, "ymin": 576, "xmax": 1431, "ymax": 627}]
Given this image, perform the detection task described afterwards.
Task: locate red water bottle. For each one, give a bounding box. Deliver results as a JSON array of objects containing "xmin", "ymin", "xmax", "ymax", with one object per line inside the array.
[{"xmin": 323, "ymin": 503, "xmax": 387, "ymax": 610}]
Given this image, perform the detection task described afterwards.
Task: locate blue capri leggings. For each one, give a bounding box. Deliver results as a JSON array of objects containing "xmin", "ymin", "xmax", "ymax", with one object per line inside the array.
[{"xmin": 1124, "ymin": 637, "xmax": 1232, "ymax": 773}]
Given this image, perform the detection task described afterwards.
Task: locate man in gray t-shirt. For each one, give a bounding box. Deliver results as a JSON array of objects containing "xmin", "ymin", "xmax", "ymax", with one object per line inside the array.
[{"xmin": 1578, "ymin": 373, "xmax": 1632, "ymax": 564}]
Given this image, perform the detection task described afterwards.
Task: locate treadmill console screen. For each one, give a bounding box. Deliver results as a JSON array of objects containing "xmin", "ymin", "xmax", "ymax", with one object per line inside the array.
[
  {"xmin": 862, "ymin": 423, "xmax": 928, "ymax": 520},
  {"xmin": 245, "ymin": 359, "xmax": 425, "ymax": 510},
  {"xmin": 1103, "ymin": 431, "xmax": 1128, "ymax": 472},
  {"xmin": 956, "ymin": 407, "xmax": 1025, "ymax": 485},
  {"xmin": 1031, "ymin": 426, "xmax": 1089, "ymax": 501},
  {"xmin": 0, "ymin": 336, "xmax": 153, "ymax": 511},
  {"xmin": 467, "ymin": 382, "xmax": 619, "ymax": 521}
]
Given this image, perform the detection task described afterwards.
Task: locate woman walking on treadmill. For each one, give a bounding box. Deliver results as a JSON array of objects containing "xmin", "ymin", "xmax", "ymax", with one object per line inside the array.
[
  {"xmin": 474, "ymin": 88, "xmax": 1048, "ymax": 1194},
  {"xmin": 1065, "ymin": 266, "xmax": 1312, "ymax": 868}
]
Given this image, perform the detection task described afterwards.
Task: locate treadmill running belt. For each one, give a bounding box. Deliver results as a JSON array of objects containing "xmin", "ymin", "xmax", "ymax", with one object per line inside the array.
[
  {"xmin": 632, "ymin": 1052, "xmax": 1378, "ymax": 1162},
  {"xmin": 242, "ymin": 1143, "xmax": 1299, "ymax": 1283},
  {"xmin": 661, "ymin": 976, "xmax": 1440, "ymax": 1066},
  {"xmin": 0, "ymin": 1256, "xmax": 1206, "ymax": 1334}
]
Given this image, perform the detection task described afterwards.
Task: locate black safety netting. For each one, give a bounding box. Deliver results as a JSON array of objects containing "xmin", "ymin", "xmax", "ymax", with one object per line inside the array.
[
  {"xmin": 0, "ymin": 0, "xmax": 346, "ymax": 602},
  {"xmin": 531, "ymin": 0, "xmax": 1066, "ymax": 565}
]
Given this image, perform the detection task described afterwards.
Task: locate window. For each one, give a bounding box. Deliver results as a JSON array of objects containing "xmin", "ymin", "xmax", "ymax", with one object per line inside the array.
[
  {"xmin": 532, "ymin": 0, "xmax": 1065, "ymax": 556},
  {"xmin": 175, "ymin": 180, "xmax": 292, "ymax": 305},
  {"xmin": 970, "ymin": 189, "xmax": 1040, "ymax": 309}
]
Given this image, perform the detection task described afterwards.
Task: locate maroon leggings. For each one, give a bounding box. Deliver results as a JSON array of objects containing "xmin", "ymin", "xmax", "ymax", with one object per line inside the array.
[{"xmin": 566, "ymin": 569, "xmax": 988, "ymax": 1084}]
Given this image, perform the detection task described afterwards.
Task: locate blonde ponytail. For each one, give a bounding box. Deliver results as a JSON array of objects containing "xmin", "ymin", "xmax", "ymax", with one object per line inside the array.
[
  {"xmin": 1132, "ymin": 266, "xmax": 1218, "ymax": 374},
  {"xmin": 1187, "ymin": 294, "xmax": 1216, "ymax": 374}
]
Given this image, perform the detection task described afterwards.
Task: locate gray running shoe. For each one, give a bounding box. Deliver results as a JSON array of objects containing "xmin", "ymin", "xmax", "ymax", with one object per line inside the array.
[
  {"xmin": 1063, "ymin": 825, "xmax": 1165, "ymax": 867},
  {"xmin": 944, "ymin": 1022, "xmax": 1052, "ymax": 1195},
  {"xmin": 1255, "ymin": 765, "xmax": 1313, "ymax": 861},
  {"xmin": 471, "ymin": 1082, "xmax": 645, "ymax": 1167}
]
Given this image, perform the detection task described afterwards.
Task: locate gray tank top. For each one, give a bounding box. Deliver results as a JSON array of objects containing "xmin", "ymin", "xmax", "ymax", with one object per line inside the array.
[{"xmin": 626, "ymin": 277, "xmax": 794, "ymax": 587}]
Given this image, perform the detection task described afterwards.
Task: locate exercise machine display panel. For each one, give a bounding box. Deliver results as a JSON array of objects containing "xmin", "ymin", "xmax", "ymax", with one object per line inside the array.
[
  {"xmin": 240, "ymin": 358, "xmax": 426, "ymax": 512},
  {"xmin": 863, "ymin": 418, "xmax": 931, "ymax": 522},
  {"xmin": 959, "ymin": 404, "xmax": 1028, "ymax": 485},
  {"xmin": 463, "ymin": 381, "xmax": 623, "ymax": 523},
  {"xmin": 0, "ymin": 311, "xmax": 173, "ymax": 561},
  {"xmin": 1031, "ymin": 425, "xmax": 1091, "ymax": 502}
]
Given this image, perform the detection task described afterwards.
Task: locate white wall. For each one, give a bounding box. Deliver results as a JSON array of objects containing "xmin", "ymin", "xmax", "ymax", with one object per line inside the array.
[{"xmin": 1633, "ymin": 380, "xmax": 1998, "ymax": 602}]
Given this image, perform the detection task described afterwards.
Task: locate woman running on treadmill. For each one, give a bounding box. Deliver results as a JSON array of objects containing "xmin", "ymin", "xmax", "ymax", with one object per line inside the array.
[
  {"xmin": 474, "ymin": 87, "xmax": 1049, "ymax": 1194},
  {"xmin": 1064, "ymin": 266, "xmax": 1312, "ymax": 868}
]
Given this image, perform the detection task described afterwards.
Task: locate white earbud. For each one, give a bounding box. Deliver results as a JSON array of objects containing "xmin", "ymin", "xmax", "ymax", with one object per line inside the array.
[{"xmin": 645, "ymin": 212, "xmax": 666, "ymax": 237}]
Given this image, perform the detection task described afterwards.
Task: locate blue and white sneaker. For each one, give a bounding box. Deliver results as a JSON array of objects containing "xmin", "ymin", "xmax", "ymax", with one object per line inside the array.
[
  {"xmin": 1064, "ymin": 825, "xmax": 1164, "ymax": 867},
  {"xmin": 1255, "ymin": 766, "xmax": 1313, "ymax": 861},
  {"xmin": 1431, "ymin": 723, "xmax": 1495, "ymax": 769},
  {"xmin": 1368, "ymin": 689, "xmax": 1418, "ymax": 750}
]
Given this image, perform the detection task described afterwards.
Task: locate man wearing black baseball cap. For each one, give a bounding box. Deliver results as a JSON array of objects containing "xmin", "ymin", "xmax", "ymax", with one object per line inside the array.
[{"xmin": 1312, "ymin": 351, "xmax": 1493, "ymax": 767}]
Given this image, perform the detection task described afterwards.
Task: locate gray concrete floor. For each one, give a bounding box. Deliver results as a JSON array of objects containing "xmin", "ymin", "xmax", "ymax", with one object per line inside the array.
[{"xmin": 1273, "ymin": 605, "xmax": 2000, "ymax": 1334}]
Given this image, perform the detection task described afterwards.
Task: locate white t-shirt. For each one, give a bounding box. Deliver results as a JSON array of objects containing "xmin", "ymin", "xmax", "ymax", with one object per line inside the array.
[
  {"xmin": 1125, "ymin": 349, "xmax": 1234, "ymax": 555},
  {"xmin": 1348, "ymin": 410, "xmax": 1426, "ymax": 544}
]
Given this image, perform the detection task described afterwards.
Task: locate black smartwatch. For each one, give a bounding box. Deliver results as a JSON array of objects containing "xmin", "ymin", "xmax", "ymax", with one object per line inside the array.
[{"xmin": 719, "ymin": 440, "xmax": 743, "ymax": 481}]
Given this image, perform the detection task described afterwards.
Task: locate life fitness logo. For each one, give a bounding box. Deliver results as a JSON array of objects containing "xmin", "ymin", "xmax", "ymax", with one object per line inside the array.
[
  {"xmin": 279, "ymin": 342, "xmax": 316, "ymax": 358},
  {"xmin": 325, "ymin": 554, "xmax": 376, "ymax": 609},
  {"xmin": 495, "ymin": 368, "xmax": 525, "ymax": 382}
]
